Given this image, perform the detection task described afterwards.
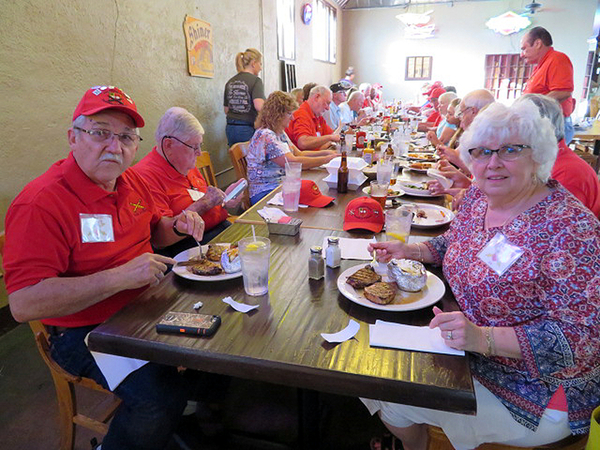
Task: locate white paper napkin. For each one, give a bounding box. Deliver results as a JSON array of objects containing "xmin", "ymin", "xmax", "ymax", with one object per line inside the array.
[
  {"xmin": 321, "ymin": 319, "xmax": 360, "ymax": 343},
  {"xmin": 369, "ymin": 320, "xmax": 465, "ymax": 356},
  {"xmin": 257, "ymin": 207, "xmax": 291, "ymax": 223},
  {"xmin": 85, "ymin": 333, "xmax": 149, "ymax": 391},
  {"xmin": 267, "ymin": 192, "xmax": 308, "ymax": 208},
  {"xmin": 222, "ymin": 296, "xmax": 259, "ymax": 313},
  {"xmin": 322, "ymin": 237, "xmax": 377, "ymax": 260},
  {"xmin": 426, "ymin": 169, "xmax": 453, "ymax": 190}
]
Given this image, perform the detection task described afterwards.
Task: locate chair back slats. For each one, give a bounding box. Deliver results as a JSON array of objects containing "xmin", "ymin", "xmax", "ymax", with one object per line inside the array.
[
  {"xmin": 195, "ymin": 151, "xmax": 218, "ymax": 187},
  {"xmin": 228, "ymin": 141, "xmax": 250, "ymax": 210}
]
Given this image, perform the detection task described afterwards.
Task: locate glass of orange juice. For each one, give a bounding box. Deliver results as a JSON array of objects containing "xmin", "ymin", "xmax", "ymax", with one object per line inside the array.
[{"xmin": 385, "ymin": 208, "xmax": 413, "ymax": 242}]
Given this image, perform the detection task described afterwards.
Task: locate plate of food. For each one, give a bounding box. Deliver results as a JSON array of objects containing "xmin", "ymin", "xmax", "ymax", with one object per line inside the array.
[
  {"xmin": 173, "ymin": 243, "xmax": 242, "ymax": 281},
  {"xmin": 407, "ymin": 162, "xmax": 436, "ymax": 173},
  {"xmin": 397, "ymin": 180, "xmax": 442, "ymax": 197},
  {"xmin": 402, "ymin": 203, "xmax": 455, "ymax": 228},
  {"xmin": 405, "ymin": 153, "xmax": 439, "ymax": 162},
  {"xmin": 362, "ymin": 185, "xmax": 406, "ymax": 198},
  {"xmin": 337, "ymin": 263, "xmax": 445, "ymax": 312}
]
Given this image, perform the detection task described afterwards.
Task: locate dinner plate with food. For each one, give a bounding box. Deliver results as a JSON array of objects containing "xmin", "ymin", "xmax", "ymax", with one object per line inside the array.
[
  {"xmin": 401, "ymin": 203, "xmax": 455, "ymax": 228},
  {"xmin": 173, "ymin": 243, "xmax": 242, "ymax": 281},
  {"xmin": 362, "ymin": 185, "xmax": 406, "ymax": 199},
  {"xmin": 407, "ymin": 162, "xmax": 436, "ymax": 173},
  {"xmin": 397, "ymin": 180, "xmax": 442, "ymax": 197},
  {"xmin": 405, "ymin": 153, "xmax": 439, "ymax": 162},
  {"xmin": 337, "ymin": 260, "xmax": 445, "ymax": 312}
]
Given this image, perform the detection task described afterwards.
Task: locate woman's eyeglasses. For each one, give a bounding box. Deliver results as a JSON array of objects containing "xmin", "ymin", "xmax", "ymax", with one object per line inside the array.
[{"xmin": 468, "ymin": 144, "xmax": 531, "ymax": 161}]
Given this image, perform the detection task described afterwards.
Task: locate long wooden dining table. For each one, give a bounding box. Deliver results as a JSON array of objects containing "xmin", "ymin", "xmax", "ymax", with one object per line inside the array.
[{"xmin": 88, "ymin": 165, "xmax": 475, "ymax": 448}]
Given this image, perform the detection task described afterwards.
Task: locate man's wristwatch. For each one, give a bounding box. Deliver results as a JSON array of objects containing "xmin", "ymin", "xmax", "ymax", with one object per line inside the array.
[{"xmin": 172, "ymin": 220, "xmax": 187, "ymax": 237}]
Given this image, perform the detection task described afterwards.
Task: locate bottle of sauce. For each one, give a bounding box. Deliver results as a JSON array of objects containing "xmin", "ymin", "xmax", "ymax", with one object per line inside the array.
[
  {"xmin": 363, "ymin": 141, "xmax": 374, "ymax": 165},
  {"xmin": 337, "ymin": 149, "xmax": 349, "ymax": 193},
  {"xmin": 356, "ymin": 131, "xmax": 366, "ymax": 149}
]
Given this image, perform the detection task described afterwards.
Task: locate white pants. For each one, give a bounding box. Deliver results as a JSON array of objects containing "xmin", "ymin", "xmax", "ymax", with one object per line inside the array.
[{"xmin": 361, "ymin": 379, "xmax": 571, "ymax": 450}]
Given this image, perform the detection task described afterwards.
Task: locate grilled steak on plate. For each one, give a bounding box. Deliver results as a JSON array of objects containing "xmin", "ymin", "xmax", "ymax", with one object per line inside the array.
[{"xmin": 346, "ymin": 266, "xmax": 382, "ymax": 289}]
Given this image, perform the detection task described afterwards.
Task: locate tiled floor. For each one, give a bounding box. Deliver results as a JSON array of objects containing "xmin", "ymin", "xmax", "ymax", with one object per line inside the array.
[{"xmin": 0, "ymin": 320, "xmax": 387, "ymax": 449}]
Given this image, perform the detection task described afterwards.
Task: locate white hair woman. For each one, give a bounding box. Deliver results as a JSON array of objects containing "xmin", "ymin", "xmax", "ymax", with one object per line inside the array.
[
  {"xmin": 224, "ymin": 48, "xmax": 265, "ymax": 146},
  {"xmin": 367, "ymin": 101, "xmax": 600, "ymax": 449}
]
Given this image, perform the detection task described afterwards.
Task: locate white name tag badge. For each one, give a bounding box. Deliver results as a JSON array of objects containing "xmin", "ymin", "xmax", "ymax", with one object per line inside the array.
[
  {"xmin": 80, "ymin": 214, "xmax": 115, "ymax": 243},
  {"xmin": 316, "ymin": 132, "xmax": 321, "ymax": 137},
  {"xmin": 187, "ymin": 189, "xmax": 205, "ymax": 202},
  {"xmin": 477, "ymin": 232, "xmax": 524, "ymax": 276}
]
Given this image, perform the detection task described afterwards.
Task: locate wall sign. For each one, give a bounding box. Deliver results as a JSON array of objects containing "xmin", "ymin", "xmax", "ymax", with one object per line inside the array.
[
  {"xmin": 184, "ymin": 15, "xmax": 214, "ymax": 78},
  {"xmin": 486, "ymin": 11, "xmax": 531, "ymax": 36},
  {"xmin": 396, "ymin": 10, "xmax": 436, "ymax": 39},
  {"xmin": 302, "ymin": 3, "xmax": 313, "ymax": 25}
]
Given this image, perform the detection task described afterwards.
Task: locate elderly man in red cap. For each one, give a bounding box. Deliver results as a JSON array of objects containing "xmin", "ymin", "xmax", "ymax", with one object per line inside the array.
[
  {"xmin": 417, "ymin": 86, "xmax": 446, "ymax": 131},
  {"xmin": 3, "ymin": 86, "xmax": 206, "ymax": 450}
]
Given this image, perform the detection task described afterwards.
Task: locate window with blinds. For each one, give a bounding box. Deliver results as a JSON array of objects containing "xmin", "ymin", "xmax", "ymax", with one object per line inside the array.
[{"xmin": 484, "ymin": 54, "xmax": 533, "ymax": 100}]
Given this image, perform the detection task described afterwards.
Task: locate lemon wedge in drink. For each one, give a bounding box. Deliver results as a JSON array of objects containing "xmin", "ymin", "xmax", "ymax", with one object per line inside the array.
[
  {"xmin": 245, "ymin": 241, "xmax": 267, "ymax": 251},
  {"xmin": 387, "ymin": 232, "xmax": 407, "ymax": 243}
]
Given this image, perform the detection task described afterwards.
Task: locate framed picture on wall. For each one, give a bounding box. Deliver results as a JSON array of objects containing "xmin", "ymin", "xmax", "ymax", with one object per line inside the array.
[{"xmin": 406, "ymin": 56, "xmax": 432, "ymax": 81}]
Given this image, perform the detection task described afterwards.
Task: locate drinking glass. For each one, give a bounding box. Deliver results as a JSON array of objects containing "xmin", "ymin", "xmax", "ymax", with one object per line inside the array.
[
  {"xmin": 282, "ymin": 177, "xmax": 301, "ymax": 212},
  {"xmin": 284, "ymin": 162, "xmax": 302, "ymax": 181},
  {"xmin": 238, "ymin": 236, "xmax": 271, "ymax": 296},
  {"xmin": 377, "ymin": 158, "xmax": 393, "ymax": 185},
  {"xmin": 385, "ymin": 208, "xmax": 413, "ymax": 243},
  {"xmin": 369, "ymin": 181, "xmax": 389, "ymax": 209}
]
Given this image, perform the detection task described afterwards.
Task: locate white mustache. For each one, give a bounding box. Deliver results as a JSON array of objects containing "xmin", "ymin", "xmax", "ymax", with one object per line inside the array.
[{"xmin": 100, "ymin": 153, "xmax": 123, "ymax": 164}]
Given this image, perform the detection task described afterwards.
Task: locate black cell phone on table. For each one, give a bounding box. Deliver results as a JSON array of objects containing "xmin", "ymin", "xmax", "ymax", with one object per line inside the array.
[{"xmin": 156, "ymin": 311, "xmax": 221, "ymax": 336}]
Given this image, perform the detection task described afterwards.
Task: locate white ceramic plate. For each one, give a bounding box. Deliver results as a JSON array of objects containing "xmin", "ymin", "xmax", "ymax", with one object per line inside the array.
[
  {"xmin": 173, "ymin": 245, "xmax": 242, "ymax": 281},
  {"xmin": 404, "ymin": 203, "xmax": 455, "ymax": 228},
  {"xmin": 362, "ymin": 185, "xmax": 406, "ymax": 199},
  {"xmin": 404, "ymin": 153, "xmax": 440, "ymax": 162},
  {"xmin": 407, "ymin": 162, "xmax": 436, "ymax": 173},
  {"xmin": 337, "ymin": 264, "xmax": 446, "ymax": 312},
  {"xmin": 397, "ymin": 180, "xmax": 442, "ymax": 198}
]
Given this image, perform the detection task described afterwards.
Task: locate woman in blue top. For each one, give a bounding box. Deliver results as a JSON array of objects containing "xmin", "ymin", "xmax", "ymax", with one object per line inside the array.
[
  {"xmin": 246, "ymin": 91, "xmax": 338, "ymax": 205},
  {"xmin": 428, "ymin": 94, "xmax": 460, "ymax": 147}
]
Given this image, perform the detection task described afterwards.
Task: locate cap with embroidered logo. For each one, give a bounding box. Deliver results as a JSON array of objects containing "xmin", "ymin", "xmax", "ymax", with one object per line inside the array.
[
  {"xmin": 343, "ymin": 197, "xmax": 384, "ymax": 232},
  {"xmin": 73, "ymin": 85, "xmax": 145, "ymax": 127},
  {"xmin": 299, "ymin": 180, "xmax": 334, "ymax": 207}
]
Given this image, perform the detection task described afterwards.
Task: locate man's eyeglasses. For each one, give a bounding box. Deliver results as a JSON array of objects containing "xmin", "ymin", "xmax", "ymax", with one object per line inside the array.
[
  {"xmin": 468, "ymin": 144, "xmax": 531, "ymax": 161},
  {"xmin": 455, "ymin": 106, "xmax": 474, "ymax": 119},
  {"xmin": 74, "ymin": 126, "xmax": 142, "ymax": 147},
  {"xmin": 164, "ymin": 135, "xmax": 201, "ymax": 152}
]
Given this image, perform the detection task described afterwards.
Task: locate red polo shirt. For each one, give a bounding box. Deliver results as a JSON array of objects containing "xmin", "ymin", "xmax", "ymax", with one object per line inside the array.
[
  {"xmin": 133, "ymin": 148, "xmax": 228, "ymax": 231},
  {"xmin": 426, "ymin": 110, "xmax": 442, "ymax": 127},
  {"xmin": 552, "ymin": 140, "xmax": 600, "ymax": 217},
  {"xmin": 285, "ymin": 101, "xmax": 334, "ymax": 148},
  {"xmin": 523, "ymin": 47, "xmax": 574, "ymax": 117},
  {"xmin": 3, "ymin": 152, "xmax": 162, "ymax": 327}
]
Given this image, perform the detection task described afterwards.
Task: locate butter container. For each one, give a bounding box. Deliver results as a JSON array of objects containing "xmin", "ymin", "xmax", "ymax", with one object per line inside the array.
[{"xmin": 387, "ymin": 258, "xmax": 427, "ymax": 292}]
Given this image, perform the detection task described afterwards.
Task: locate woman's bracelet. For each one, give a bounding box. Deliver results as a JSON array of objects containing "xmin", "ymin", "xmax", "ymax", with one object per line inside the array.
[
  {"xmin": 416, "ymin": 243, "xmax": 423, "ymax": 262},
  {"xmin": 484, "ymin": 327, "xmax": 495, "ymax": 357}
]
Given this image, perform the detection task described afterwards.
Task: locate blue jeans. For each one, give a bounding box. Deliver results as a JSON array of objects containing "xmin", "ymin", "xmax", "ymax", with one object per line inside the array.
[
  {"xmin": 226, "ymin": 119, "xmax": 255, "ymax": 147},
  {"xmin": 564, "ymin": 116, "xmax": 574, "ymax": 144},
  {"xmin": 250, "ymin": 189, "xmax": 272, "ymax": 205},
  {"xmin": 50, "ymin": 326, "xmax": 191, "ymax": 450}
]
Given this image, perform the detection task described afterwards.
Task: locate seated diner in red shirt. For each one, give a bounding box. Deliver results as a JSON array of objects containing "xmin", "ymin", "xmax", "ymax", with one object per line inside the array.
[
  {"xmin": 365, "ymin": 100, "xmax": 600, "ymax": 449},
  {"xmin": 285, "ymin": 85, "xmax": 341, "ymax": 150},
  {"xmin": 134, "ymin": 107, "xmax": 246, "ymax": 256}
]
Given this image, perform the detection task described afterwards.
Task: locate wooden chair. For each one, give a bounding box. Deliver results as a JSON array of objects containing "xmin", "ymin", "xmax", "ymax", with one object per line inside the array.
[
  {"xmin": 427, "ymin": 425, "xmax": 588, "ymax": 450},
  {"xmin": 228, "ymin": 141, "xmax": 251, "ymax": 210},
  {"xmin": 0, "ymin": 230, "xmax": 4, "ymax": 277},
  {"xmin": 28, "ymin": 320, "xmax": 121, "ymax": 450},
  {"xmin": 195, "ymin": 151, "xmax": 218, "ymax": 187}
]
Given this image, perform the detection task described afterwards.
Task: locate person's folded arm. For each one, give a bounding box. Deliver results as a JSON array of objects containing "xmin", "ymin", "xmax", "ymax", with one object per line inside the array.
[
  {"xmin": 271, "ymin": 152, "xmax": 336, "ymax": 170},
  {"xmin": 296, "ymin": 134, "xmax": 339, "ymax": 150},
  {"xmin": 546, "ymin": 90, "xmax": 573, "ymax": 103}
]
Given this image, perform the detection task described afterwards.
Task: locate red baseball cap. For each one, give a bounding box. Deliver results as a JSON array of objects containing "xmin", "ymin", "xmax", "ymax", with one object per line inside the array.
[
  {"xmin": 343, "ymin": 198, "xmax": 384, "ymax": 232},
  {"xmin": 429, "ymin": 87, "xmax": 446, "ymax": 100},
  {"xmin": 73, "ymin": 85, "xmax": 145, "ymax": 127},
  {"xmin": 299, "ymin": 180, "xmax": 334, "ymax": 207}
]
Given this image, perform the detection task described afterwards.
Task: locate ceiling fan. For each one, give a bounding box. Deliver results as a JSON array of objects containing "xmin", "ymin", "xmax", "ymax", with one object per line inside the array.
[{"xmin": 522, "ymin": 2, "xmax": 544, "ymax": 15}]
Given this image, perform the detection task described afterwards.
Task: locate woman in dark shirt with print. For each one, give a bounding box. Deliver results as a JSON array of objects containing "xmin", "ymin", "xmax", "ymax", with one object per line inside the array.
[{"xmin": 224, "ymin": 48, "xmax": 265, "ymax": 146}]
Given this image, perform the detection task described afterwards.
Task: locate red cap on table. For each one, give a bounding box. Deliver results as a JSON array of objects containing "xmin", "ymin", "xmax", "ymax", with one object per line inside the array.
[
  {"xmin": 343, "ymin": 198, "xmax": 384, "ymax": 232},
  {"xmin": 73, "ymin": 85, "xmax": 145, "ymax": 127},
  {"xmin": 299, "ymin": 180, "xmax": 334, "ymax": 207}
]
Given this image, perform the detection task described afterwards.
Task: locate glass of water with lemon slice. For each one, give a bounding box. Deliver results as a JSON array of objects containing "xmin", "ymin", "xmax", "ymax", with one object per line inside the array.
[
  {"xmin": 384, "ymin": 208, "xmax": 413, "ymax": 243},
  {"xmin": 238, "ymin": 236, "xmax": 271, "ymax": 296}
]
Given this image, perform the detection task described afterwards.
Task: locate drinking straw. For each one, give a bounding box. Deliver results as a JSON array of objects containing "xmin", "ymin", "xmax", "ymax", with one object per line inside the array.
[{"xmin": 252, "ymin": 225, "xmax": 256, "ymax": 241}]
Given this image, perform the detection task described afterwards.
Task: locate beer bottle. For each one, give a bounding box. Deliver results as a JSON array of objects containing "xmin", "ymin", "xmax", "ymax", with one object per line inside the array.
[{"xmin": 337, "ymin": 149, "xmax": 349, "ymax": 193}]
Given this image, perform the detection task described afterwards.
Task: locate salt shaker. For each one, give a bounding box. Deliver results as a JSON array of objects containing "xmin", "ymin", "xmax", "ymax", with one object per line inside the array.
[
  {"xmin": 308, "ymin": 246, "xmax": 325, "ymax": 280},
  {"xmin": 325, "ymin": 237, "xmax": 341, "ymax": 268}
]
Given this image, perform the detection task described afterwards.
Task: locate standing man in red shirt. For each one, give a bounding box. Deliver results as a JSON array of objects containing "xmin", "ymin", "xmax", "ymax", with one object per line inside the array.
[
  {"xmin": 285, "ymin": 85, "xmax": 341, "ymax": 150},
  {"xmin": 3, "ymin": 86, "xmax": 205, "ymax": 450},
  {"xmin": 521, "ymin": 26, "xmax": 576, "ymax": 144},
  {"xmin": 134, "ymin": 107, "xmax": 246, "ymax": 256}
]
